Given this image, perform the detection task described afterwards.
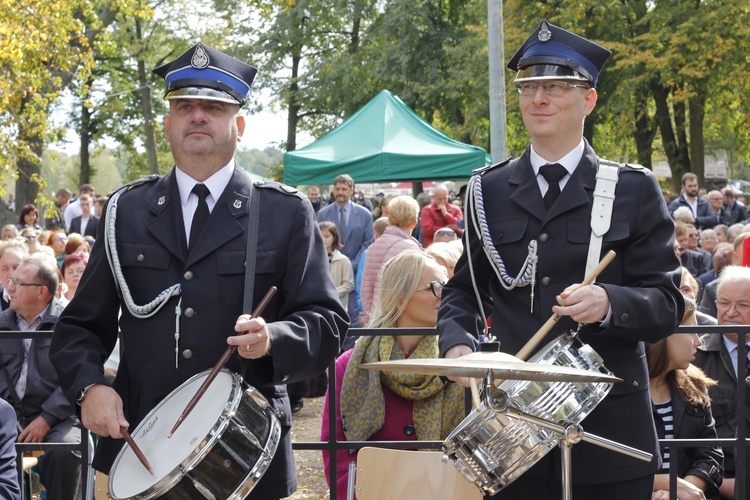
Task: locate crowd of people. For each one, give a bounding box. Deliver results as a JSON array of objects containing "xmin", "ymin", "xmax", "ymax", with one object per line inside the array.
[
  {"xmin": 0, "ymin": 185, "xmax": 107, "ymax": 498},
  {"xmin": 1, "ymin": 18, "xmax": 750, "ymax": 500}
]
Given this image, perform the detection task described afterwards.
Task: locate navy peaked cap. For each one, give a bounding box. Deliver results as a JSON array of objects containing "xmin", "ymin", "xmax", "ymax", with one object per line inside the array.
[
  {"xmin": 153, "ymin": 43, "xmax": 258, "ymax": 106},
  {"xmin": 507, "ymin": 20, "xmax": 611, "ymax": 87}
]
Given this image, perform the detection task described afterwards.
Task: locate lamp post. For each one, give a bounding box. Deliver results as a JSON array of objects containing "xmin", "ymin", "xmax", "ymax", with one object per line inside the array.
[{"xmin": 487, "ymin": 0, "xmax": 507, "ymax": 163}]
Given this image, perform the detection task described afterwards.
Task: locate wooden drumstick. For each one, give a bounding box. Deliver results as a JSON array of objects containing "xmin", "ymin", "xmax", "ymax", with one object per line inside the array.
[
  {"xmin": 167, "ymin": 286, "xmax": 278, "ymax": 438},
  {"xmin": 121, "ymin": 427, "xmax": 155, "ymax": 476},
  {"xmin": 515, "ymin": 250, "xmax": 616, "ymax": 361}
]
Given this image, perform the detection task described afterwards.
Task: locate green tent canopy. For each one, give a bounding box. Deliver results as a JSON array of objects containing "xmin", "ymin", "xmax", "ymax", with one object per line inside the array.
[{"xmin": 283, "ymin": 90, "xmax": 489, "ymax": 186}]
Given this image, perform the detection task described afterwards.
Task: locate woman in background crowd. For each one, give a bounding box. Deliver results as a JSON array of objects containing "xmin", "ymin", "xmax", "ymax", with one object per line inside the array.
[
  {"xmin": 646, "ymin": 299, "xmax": 723, "ymax": 500},
  {"xmin": 46, "ymin": 230, "xmax": 68, "ymax": 268},
  {"xmin": 16, "ymin": 204, "xmax": 42, "ymax": 231},
  {"xmin": 64, "ymin": 234, "xmax": 90, "ymax": 256},
  {"xmin": 60, "ymin": 252, "xmax": 88, "ymax": 303},
  {"xmin": 360, "ymin": 195, "xmax": 420, "ymax": 324},
  {"xmin": 322, "ymin": 250, "xmax": 464, "ymax": 496}
]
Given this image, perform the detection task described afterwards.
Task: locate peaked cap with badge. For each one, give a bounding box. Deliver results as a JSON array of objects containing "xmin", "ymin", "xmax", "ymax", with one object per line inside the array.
[
  {"xmin": 507, "ymin": 19, "xmax": 612, "ymax": 88},
  {"xmin": 153, "ymin": 43, "xmax": 258, "ymax": 106}
]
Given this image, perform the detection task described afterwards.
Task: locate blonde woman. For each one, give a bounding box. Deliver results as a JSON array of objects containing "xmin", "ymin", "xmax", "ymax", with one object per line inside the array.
[
  {"xmin": 425, "ymin": 241, "xmax": 463, "ymax": 278},
  {"xmin": 360, "ymin": 195, "xmax": 421, "ymax": 324},
  {"xmin": 321, "ymin": 250, "xmax": 465, "ymax": 495}
]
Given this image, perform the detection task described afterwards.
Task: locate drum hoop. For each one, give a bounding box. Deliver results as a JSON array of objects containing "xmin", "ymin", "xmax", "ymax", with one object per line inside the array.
[{"xmin": 109, "ymin": 369, "xmax": 243, "ymax": 499}]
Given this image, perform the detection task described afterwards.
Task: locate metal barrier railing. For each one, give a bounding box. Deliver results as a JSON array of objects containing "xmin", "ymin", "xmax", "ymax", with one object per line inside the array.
[
  {"xmin": 298, "ymin": 325, "xmax": 750, "ymax": 500},
  {"xmin": 7, "ymin": 325, "xmax": 746, "ymax": 500}
]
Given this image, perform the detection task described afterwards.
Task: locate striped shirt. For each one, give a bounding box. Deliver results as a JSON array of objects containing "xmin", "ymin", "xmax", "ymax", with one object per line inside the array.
[{"xmin": 654, "ymin": 399, "xmax": 675, "ymax": 473}]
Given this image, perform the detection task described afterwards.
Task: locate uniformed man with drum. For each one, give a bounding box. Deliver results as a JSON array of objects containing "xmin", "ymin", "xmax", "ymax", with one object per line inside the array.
[
  {"xmin": 438, "ymin": 20, "xmax": 684, "ymax": 499},
  {"xmin": 50, "ymin": 43, "xmax": 347, "ymax": 499}
]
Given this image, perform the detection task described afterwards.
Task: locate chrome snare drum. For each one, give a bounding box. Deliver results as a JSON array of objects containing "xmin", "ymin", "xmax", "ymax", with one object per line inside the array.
[
  {"xmin": 442, "ymin": 333, "xmax": 613, "ymax": 495},
  {"xmin": 109, "ymin": 369, "xmax": 281, "ymax": 499}
]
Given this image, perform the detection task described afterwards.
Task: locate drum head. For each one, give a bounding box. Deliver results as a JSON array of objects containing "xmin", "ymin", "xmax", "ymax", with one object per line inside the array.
[{"xmin": 110, "ymin": 370, "xmax": 236, "ymax": 498}]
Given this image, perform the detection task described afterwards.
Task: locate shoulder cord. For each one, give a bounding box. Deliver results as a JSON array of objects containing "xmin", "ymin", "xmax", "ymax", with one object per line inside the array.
[
  {"xmin": 103, "ymin": 186, "xmax": 182, "ymax": 320},
  {"xmin": 466, "ymin": 174, "xmax": 539, "ymax": 326}
]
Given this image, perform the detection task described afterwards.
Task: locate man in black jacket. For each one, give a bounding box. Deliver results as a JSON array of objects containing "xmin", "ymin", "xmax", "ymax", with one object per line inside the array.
[
  {"xmin": 668, "ymin": 173, "xmax": 714, "ymax": 228},
  {"xmin": 438, "ymin": 19, "xmax": 683, "ymax": 499},
  {"xmin": 694, "ymin": 265, "xmax": 750, "ymax": 499},
  {"xmin": 50, "ymin": 43, "xmax": 347, "ymax": 499}
]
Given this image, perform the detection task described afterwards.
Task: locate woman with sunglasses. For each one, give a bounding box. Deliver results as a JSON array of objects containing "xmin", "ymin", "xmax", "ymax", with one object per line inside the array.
[{"xmin": 321, "ymin": 249, "xmax": 465, "ymax": 496}]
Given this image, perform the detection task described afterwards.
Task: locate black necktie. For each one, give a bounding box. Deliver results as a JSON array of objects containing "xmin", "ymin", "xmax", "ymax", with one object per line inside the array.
[
  {"xmin": 339, "ymin": 206, "xmax": 347, "ymax": 245},
  {"xmin": 190, "ymin": 184, "xmax": 210, "ymax": 249},
  {"xmin": 540, "ymin": 163, "xmax": 568, "ymax": 210}
]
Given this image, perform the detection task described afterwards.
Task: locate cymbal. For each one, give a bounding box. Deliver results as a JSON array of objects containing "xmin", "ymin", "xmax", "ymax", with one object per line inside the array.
[{"xmin": 360, "ymin": 351, "xmax": 621, "ymax": 383}]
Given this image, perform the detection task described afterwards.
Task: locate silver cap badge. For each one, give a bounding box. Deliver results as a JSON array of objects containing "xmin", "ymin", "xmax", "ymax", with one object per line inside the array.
[
  {"xmin": 191, "ymin": 44, "xmax": 210, "ymax": 69},
  {"xmin": 538, "ymin": 20, "xmax": 552, "ymax": 42}
]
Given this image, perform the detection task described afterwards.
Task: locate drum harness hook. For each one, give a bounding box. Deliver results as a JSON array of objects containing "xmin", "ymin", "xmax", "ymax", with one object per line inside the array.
[{"xmin": 104, "ymin": 184, "xmax": 184, "ymax": 368}]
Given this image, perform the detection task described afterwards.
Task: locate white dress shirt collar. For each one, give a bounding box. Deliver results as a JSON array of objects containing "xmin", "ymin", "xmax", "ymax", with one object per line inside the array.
[
  {"xmin": 530, "ymin": 139, "xmax": 585, "ymax": 194},
  {"xmin": 175, "ymin": 161, "xmax": 235, "ymax": 212}
]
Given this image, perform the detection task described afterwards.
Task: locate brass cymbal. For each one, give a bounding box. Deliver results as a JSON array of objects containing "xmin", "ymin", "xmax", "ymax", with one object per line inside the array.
[{"xmin": 360, "ymin": 351, "xmax": 621, "ymax": 383}]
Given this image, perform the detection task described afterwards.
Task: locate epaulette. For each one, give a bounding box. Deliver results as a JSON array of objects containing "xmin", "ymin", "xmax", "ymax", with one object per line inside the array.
[
  {"xmin": 253, "ymin": 180, "xmax": 306, "ymax": 200},
  {"xmin": 107, "ymin": 174, "xmax": 161, "ymax": 197},
  {"xmin": 599, "ymin": 158, "xmax": 650, "ymax": 174},
  {"xmin": 472, "ymin": 157, "xmax": 513, "ymax": 176},
  {"xmin": 123, "ymin": 174, "xmax": 161, "ymax": 190}
]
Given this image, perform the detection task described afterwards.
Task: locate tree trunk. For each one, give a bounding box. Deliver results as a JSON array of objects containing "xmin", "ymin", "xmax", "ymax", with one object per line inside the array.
[
  {"xmin": 80, "ymin": 98, "xmax": 92, "ymax": 186},
  {"xmin": 688, "ymin": 91, "xmax": 706, "ymax": 183},
  {"xmin": 633, "ymin": 86, "xmax": 654, "ymax": 170},
  {"xmin": 136, "ymin": 20, "xmax": 159, "ymax": 175},
  {"xmin": 651, "ymin": 81, "xmax": 683, "ymax": 192},
  {"xmin": 673, "ymin": 99, "xmax": 691, "ymax": 171},
  {"xmin": 16, "ymin": 133, "xmax": 44, "ymax": 211},
  {"xmin": 286, "ymin": 51, "xmax": 301, "ymax": 152}
]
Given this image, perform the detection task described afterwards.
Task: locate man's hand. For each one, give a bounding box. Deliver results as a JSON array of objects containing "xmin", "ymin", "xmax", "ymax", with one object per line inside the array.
[
  {"xmin": 553, "ymin": 283, "xmax": 610, "ymax": 324},
  {"xmin": 438, "ymin": 202, "xmax": 448, "ymax": 215},
  {"xmin": 231, "ymin": 315, "xmax": 271, "ymax": 359},
  {"xmin": 81, "ymin": 384, "xmax": 128, "ymax": 439},
  {"xmin": 17, "ymin": 416, "xmax": 51, "ymax": 443},
  {"xmin": 444, "ymin": 344, "xmax": 474, "ymax": 387}
]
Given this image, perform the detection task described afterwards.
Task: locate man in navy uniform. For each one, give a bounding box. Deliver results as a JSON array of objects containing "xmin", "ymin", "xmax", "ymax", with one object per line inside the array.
[
  {"xmin": 438, "ymin": 20, "xmax": 684, "ymax": 499},
  {"xmin": 50, "ymin": 43, "xmax": 347, "ymax": 499}
]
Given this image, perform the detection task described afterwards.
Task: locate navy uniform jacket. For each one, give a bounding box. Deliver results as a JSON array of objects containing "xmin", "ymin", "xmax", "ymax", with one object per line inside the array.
[
  {"xmin": 50, "ymin": 165, "xmax": 348, "ymax": 499},
  {"xmin": 438, "ymin": 142, "xmax": 684, "ymax": 484},
  {"xmin": 0, "ymin": 398, "xmax": 20, "ymax": 500}
]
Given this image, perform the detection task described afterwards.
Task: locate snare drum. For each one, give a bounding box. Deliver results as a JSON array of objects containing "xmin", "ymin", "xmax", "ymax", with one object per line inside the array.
[
  {"xmin": 109, "ymin": 369, "xmax": 281, "ymax": 499},
  {"xmin": 442, "ymin": 333, "xmax": 613, "ymax": 495}
]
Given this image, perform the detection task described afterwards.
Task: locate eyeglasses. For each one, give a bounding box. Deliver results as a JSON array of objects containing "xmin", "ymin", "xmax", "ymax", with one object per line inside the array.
[
  {"xmin": 53, "ymin": 237, "xmax": 68, "ymax": 243},
  {"xmin": 6, "ymin": 278, "xmax": 44, "ymax": 288},
  {"xmin": 715, "ymin": 299, "xmax": 750, "ymax": 315},
  {"xmin": 418, "ymin": 281, "xmax": 445, "ymax": 298},
  {"xmin": 515, "ymin": 81, "xmax": 590, "ymax": 96},
  {"xmin": 24, "ymin": 235, "xmax": 36, "ymax": 241}
]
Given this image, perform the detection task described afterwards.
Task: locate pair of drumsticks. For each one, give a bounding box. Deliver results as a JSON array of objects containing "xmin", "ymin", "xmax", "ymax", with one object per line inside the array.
[
  {"xmin": 467, "ymin": 251, "xmax": 616, "ymax": 411},
  {"xmin": 125, "ymin": 286, "xmax": 278, "ymax": 476}
]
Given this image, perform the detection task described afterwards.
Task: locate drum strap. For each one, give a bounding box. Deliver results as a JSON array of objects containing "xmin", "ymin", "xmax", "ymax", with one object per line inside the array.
[
  {"xmin": 586, "ymin": 160, "xmax": 620, "ymax": 277},
  {"xmin": 242, "ymin": 183, "xmax": 260, "ymax": 314}
]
